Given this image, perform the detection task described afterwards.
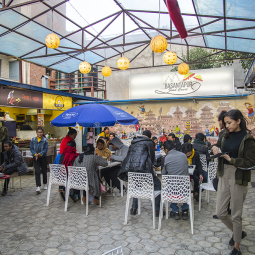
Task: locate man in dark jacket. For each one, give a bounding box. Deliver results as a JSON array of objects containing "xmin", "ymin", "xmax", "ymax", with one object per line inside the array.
[
  {"xmin": 0, "ymin": 141, "xmax": 28, "ymax": 196},
  {"xmin": 168, "ymin": 133, "xmax": 182, "ymax": 151},
  {"xmin": 118, "ymin": 130, "xmax": 161, "ymax": 216},
  {"xmin": 182, "ymin": 142, "xmax": 207, "ymax": 201},
  {"xmin": 192, "ymin": 133, "xmax": 210, "ymax": 162}
]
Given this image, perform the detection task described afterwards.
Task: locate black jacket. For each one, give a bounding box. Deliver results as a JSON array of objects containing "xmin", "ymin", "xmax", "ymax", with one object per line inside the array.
[
  {"xmin": 174, "ymin": 137, "xmax": 182, "ymax": 151},
  {"xmin": 118, "ymin": 136, "xmax": 155, "ymax": 181},
  {"xmin": 192, "ymin": 151, "xmax": 203, "ymax": 176},
  {"xmin": 1, "ymin": 145, "xmax": 28, "ymax": 176},
  {"xmin": 192, "ymin": 141, "xmax": 211, "ymax": 163}
]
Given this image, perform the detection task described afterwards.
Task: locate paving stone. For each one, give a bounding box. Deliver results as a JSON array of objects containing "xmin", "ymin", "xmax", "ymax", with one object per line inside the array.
[
  {"xmin": 43, "ymin": 248, "xmax": 59, "ymax": 255},
  {"xmin": 130, "ymin": 250, "xmax": 147, "ymax": 255},
  {"xmin": 204, "ymin": 247, "xmax": 221, "ymax": 254},
  {"xmin": 175, "ymin": 250, "xmax": 193, "ymax": 255}
]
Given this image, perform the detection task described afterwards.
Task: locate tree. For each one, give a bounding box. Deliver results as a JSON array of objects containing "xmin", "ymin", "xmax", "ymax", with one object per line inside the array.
[{"xmin": 171, "ymin": 47, "xmax": 255, "ymax": 72}]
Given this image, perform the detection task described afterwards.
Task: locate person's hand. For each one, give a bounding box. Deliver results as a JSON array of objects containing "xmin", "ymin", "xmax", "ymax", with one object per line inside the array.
[
  {"xmin": 199, "ymin": 175, "xmax": 203, "ymax": 182},
  {"xmin": 222, "ymin": 154, "xmax": 231, "ymax": 162},
  {"xmin": 35, "ymin": 154, "xmax": 39, "ymax": 161},
  {"xmin": 96, "ymin": 153, "xmax": 100, "ymax": 157},
  {"xmin": 107, "ymin": 155, "xmax": 111, "ymax": 160},
  {"xmin": 212, "ymin": 146, "xmax": 220, "ymax": 155}
]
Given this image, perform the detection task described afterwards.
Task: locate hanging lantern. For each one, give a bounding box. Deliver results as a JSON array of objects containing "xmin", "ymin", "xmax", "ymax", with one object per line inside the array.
[
  {"xmin": 150, "ymin": 35, "xmax": 168, "ymax": 53},
  {"xmin": 163, "ymin": 51, "xmax": 177, "ymax": 65},
  {"xmin": 45, "ymin": 33, "xmax": 60, "ymax": 49},
  {"xmin": 117, "ymin": 57, "xmax": 130, "ymax": 70},
  {"xmin": 178, "ymin": 63, "xmax": 189, "ymax": 75},
  {"xmin": 79, "ymin": 61, "xmax": 91, "ymax": 74},
  {"xmin": 102, "ymin": 66, "xmax": 112, "ymax": 77}
]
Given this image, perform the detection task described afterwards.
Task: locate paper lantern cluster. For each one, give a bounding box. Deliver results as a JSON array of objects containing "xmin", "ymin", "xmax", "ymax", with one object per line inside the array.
[
  {"xmin": 117, "ymin": 57, "xmax": 130, "ymax": 70},
  {"xmin": 102, "ymin": 66, "xmax": 112, "ymax": 77},
  {"xmin": 150, "ymin": 35, "xmax": 168, "ymax": 53},
  {"xmin": 79, "ymin": 61, "xmax": 91, "ymax": 74},
  {"xmin": 45, "ymin": 33, "xmax": 60, "ymax": 49}
]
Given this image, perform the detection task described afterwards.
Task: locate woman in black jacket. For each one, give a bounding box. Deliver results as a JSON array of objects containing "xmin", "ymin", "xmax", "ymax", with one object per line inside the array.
[{"xmin": 182, "ymin": 142, "xmax": 207, "ymax": 201}]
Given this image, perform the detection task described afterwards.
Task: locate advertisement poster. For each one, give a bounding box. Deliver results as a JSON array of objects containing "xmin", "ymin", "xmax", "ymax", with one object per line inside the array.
[
  {"xmin": 43, "ymin": 93, "xmax": 72, "ymax": 110},
  {"xmin": 37, "ymin": 113, "xmax": 44, "ymax": 127},
  {"xmin": 0, "ymin": 86, "xmax": 43, "ymax": 108}
]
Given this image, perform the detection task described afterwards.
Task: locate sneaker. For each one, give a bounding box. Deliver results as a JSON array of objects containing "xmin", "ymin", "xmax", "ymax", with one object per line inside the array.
[
  {"xmin": 36, "ymin": 187, "xmax": 41, "ymax": 194},
  {"xmin": 93, "ymin": 198, "xmax": 100, "ymax": 205},
  {"xmin": 59, "ymin": 192, "xmax": 65, "ymax": 201},
  {"xmin": 213, "ymin": 215, "xmax": 219, "ymax": 219},
  {"xmin": 130, "ymin": 208, "xmax": 137, "ymax": 215},
  {"xmin": 43, "ymin": 184, "xmax": 47, "ymax": 190},
  {"xmin": 2, "ymin": 190, "xmax": 7, "ymax": 196},
  {"xmin": 82, "ymin": 196, "xmax": 86, "ymax": 204},
  {"xmin": 182, "ymin": 210, "xmax": 188, "ymax": 220},
  {"xmin": 230, "ymin": 247, "xmax": 242, "ymax": 255},
  {"xmin": 194, "ymin": 193, "xmax": 199, "ymax": 202},
  {"xmin": 229, "ymin": 231, "xmax": 247, "ymax": 246},
  {"xmin": 170, "ymin": 211, "xmax": 180, "ymax": 220}
]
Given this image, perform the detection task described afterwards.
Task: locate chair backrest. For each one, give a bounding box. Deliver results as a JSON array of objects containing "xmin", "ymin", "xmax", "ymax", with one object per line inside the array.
[
  {"xmin": 199, "ymin": 154, "xmax": 207, "ymax": 172},
  {"xmin": 161, "ymin": 175, "xmax": 190, "ymax": 203},
  {"xmin": 102, "ymin": 246, "xmax": 123, "ymax": 255},
  {"xmin": 207, "ymin": 161, "xmax": 218, "ymax": 183},
  {"xmin": 128, "ymin": 172, "xmax": 154, "ymax": 200},
  {"xmin": 49, "ymin": 164, "xmax": 67, "ymax": 186},
  {"xmin": 67, "ymin": 166, "xmax": 88, "ymax": 190}
]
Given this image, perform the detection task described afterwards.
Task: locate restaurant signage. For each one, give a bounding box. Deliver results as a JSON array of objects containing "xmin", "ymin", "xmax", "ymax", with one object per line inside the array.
[
  {"xmin": 129, "ymin": 67, "xmax": 234, "ymax": 99},
  {"xmin": 43, "ymin": 93, "xmax": 72, "ymax": 110},
  {"xmin": 0, "ymin": 86, "xmax": 43, "ymax": 108}
]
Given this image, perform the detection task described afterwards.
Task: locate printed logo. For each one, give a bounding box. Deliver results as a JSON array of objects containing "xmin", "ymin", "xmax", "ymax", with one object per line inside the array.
[
  {"xmin": 114, "ymin": 111, "xmax": 128, "ymax": 118},
  {"xmin": 155, "ymin": 73, "xmax": 203, "ymax": 95},
  {"xmin": 54, "ymin": 96, "xmax": 64, "ymax": 109},
  {"xmin": 93, "ymin": 122, "xmax": 101, "ymax": 127},
  {"xmin": 62, "ymin": 112, "xmax": 78, "ymax": 119}
]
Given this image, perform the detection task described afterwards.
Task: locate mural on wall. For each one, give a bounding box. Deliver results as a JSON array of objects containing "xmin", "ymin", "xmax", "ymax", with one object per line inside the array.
[{"xmin": 112, "ymin": 95, "xmax": 255, "ymax": 142}]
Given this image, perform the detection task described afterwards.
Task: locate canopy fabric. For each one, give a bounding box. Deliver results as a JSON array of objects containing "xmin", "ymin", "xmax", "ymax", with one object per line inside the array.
[
  {"xmin": 51, "ymin": 104, "xmax": 138, "ymax": 127},
  {"xmin": 0, "ymin": 0, "xmax": 255, "ymax": 73}
]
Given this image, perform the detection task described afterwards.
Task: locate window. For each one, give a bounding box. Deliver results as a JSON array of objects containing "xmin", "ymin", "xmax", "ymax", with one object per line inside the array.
[
  {"xmin": 46, "ymin": 68, "xmax": 52, "ymax": 76},
  {"xmin": 9, "ymin": 60, "xmax": 19, "ymax": 81}
]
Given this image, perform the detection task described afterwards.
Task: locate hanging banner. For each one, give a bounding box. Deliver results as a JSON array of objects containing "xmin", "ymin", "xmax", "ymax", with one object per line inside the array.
[
  {"xmin": 129, "ymin": 67, "xmax": 235, "ymax": 99},
  {"xmin": 0, "ymin": 86, "xmax": 43, "ymax": 108},
  {"xmin": 43, "ymin": 93, "xmax": 72, "ymax": 110}
]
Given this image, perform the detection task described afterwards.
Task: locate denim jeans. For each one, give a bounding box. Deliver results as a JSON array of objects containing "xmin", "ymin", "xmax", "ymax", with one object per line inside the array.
[
  {"xmin": 193, "ymin": 170, "xmax": 208, "ymax": 193},
  {"xmin": 170, "ymin": 203, "xmax": 189, "ymax": 213},
  {"xmin": 131, "ymin": 175, "xmax": 161, "ymax": 211}
]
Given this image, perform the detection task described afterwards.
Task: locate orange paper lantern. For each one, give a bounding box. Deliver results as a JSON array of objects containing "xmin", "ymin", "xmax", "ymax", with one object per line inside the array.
[
  {"xmin": 79, "ymin": 61, "xmax": 91, "ymax": 74},
  {"xmin": 117, "ymin": 57, "xmax": 130, "ymax": 70},
  {"xmin": 102, "ymin": 66, "xmax": 112, "ymax": 77},
  {"xmin": 150, "ymin": 35, "xmax": 168, "ymax": 53},
  {"xmin": 178, "ymin": 63, "xmax": 189, "ymax": 75},
  {"xmin": 45, "ymin": 33, "xmax": 60, "ymax": 49},
  {"xmin": 163, "ymin": 51, "xmax": 177, "ymax": 65}
]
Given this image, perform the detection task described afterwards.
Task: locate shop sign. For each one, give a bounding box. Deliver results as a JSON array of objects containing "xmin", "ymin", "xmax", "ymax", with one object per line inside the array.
[
  {"xmin": 37, "ymin": 113, "xmax": 44, "ymax": 126},
  {"xmin": 129, "ymin": 67, "xmax": 234, "ymax": 99},
  {"xmin": 0, "ymin": 86, "xmax": 43, "ymax": 108},
  {"xmin": 43, "ymin": 93, "xmax": 72, "ymax": 110}
]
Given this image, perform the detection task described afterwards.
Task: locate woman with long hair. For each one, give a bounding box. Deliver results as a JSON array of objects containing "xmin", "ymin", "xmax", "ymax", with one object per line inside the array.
[
  {"xmin": 213, "ymin": 109, "xmax": 255, "ymax": 255},
  {"xmin": 59, "ymin": 127, "xmax": 77, "ymax": 155},
  {"xmin": 30, "ymin": 127, "xmax": 48, "ymax": 194}
]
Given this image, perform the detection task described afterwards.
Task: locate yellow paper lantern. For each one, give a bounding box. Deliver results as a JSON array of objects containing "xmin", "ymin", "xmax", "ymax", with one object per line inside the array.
[
  {"xmin": 163, "ymin": 51, "xmax": 177, "ymax": 65},
  {"xmin": 102, "ymin": 66, "xmax": 112, "ymax": 77},
  {"xmin": 117, "ymin": 57, "xmax": 130, "ymax": 70},
  {"xmin": 178, "ymin": 63, "xmax": 189, "ymax": 75},
  {"xmin": 79, "ymin": 61, "xmax": 91, "ymax": 74},
  {"xmin": 150, "ymin": 35, "xmax": 168, "ymax": 53},
  {"xmin": 45, "ymin": 33, "xmax": 60, "ymax": 49}
]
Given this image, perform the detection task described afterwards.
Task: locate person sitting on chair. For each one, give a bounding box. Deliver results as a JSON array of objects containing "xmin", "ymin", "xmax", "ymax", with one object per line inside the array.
[
  {"xmin": 161, "ymin": 140, "xmax": 189, "ymax": 220},
  {"xmin": 0, "ymin": 141, "xmax": 28, "ymax": 196}
]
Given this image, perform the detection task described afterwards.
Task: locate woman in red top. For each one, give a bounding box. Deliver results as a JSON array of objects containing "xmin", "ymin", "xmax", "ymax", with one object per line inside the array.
[{"xmin": 60, "ymin": 127, "xmax": 77, "ymax": 154}]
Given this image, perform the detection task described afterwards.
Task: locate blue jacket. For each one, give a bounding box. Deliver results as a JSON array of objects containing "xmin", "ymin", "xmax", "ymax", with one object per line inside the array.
[{"xmin": 30, "ymin": 136, "xmax": 48, "ymax": 157}]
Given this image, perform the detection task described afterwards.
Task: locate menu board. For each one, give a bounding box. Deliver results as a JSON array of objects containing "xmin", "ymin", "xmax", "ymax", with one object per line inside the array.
[{"xmin": 37, "ymin": 113, "xmax": 44, "ymax": 127}]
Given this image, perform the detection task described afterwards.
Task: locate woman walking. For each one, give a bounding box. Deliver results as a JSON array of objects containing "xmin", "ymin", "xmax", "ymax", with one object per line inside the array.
[
  {"xmin": 30, "ymin": 127, "xmax": 48, "ymax": 194},
  {"xmin": 213, "ymin": 109, "xmax": 255, "ymax": 255}
]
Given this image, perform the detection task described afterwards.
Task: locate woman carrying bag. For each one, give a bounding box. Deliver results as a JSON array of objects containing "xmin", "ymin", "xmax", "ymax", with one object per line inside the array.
[
  {"xmin": 30, "ymin": 127, "xmax": 48, "ymax": 194},
  {"xmin": 212, "ymin": 109, "xmax": 255, "ymax": 255}
]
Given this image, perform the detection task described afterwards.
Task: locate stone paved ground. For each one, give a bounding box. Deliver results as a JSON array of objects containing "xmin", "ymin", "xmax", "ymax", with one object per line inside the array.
[{"xmin": 0, "ymin": 172, "xmax": 255, "ymax": 255}]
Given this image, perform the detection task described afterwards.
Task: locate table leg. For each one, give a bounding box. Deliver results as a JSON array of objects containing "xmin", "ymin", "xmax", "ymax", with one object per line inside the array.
[{"xmin": 120, "ymin": 180, "xmax": 123, "ymax": 197}]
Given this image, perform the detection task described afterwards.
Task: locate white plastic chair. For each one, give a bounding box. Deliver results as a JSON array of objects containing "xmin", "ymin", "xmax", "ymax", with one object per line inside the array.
[
  {"xmin": 158, "ymin": 175, "xmax": 194, "ymax": 234},
  {"xmin": 199, "ymin": 154, "xmax": 207, "ymax": 172},
  {"xmin": 124, "ymin": 172, "xmax": 160, "ymax": 229},
  {"xmin": 65, "ymin": 166, "xmax": 89, "ymax": 215},
  {"xmin": 102, "ymin": 246, "xmax": 123, "ymax": 255},
  {"xmin": 199, "ymin": 161, "xmax": 218, "ymax": 211},
  {"xmin": 46, "ymin": 164, "xmax": 67, "ymax": 206}
]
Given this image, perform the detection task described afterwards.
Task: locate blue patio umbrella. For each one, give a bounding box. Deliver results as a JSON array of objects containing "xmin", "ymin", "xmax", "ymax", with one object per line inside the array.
[{"xmin": 51, "ymin": 104, "xmax": 138, "ymax": 127}]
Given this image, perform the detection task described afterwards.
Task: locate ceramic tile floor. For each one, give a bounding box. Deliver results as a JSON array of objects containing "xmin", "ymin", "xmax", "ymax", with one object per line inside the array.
[{"xmin": 0, "ymin": 172, "xmax": 255, "ymax": 255}]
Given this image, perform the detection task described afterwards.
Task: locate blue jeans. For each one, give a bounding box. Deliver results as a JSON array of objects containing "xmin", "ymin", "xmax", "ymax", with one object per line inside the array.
[
  {"xmin": 131, "ymin": 175, "xmax": 161, "ymax": 211},
  {"xmin": 193, "ymin": 170, "xmax": 208, "ymax": 193},
  {"xmin": 170, "ymin": 203, "xmax": 189, "ymax": 213}
]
